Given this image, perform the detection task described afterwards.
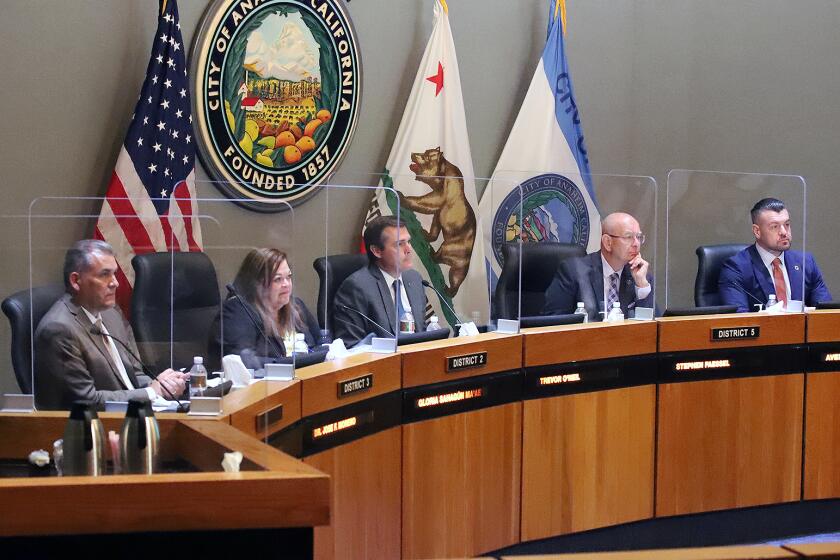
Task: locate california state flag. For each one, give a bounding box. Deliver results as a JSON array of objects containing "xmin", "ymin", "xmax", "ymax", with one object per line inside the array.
[{"xmin": 363, "ymin": 0, "xmax": 489, "ymax": 329}]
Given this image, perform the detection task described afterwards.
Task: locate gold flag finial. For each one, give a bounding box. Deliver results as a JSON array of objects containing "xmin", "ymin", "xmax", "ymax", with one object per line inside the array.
[
  {"xmin": 440, "ymin": 0, "xmax": 448, "ymax": 14},
  {"xmin": 554, "ymin": 0, "xmax": 567, "ymax": 34},
  {"xmin": 161, "ymin": 0, "xmax": 168, "ymax": 16}
]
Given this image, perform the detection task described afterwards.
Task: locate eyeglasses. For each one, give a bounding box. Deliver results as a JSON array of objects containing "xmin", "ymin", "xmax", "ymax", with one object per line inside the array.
[{"xmin": 605, "ymin": 232, "xmax": 646, "ymax": 245}]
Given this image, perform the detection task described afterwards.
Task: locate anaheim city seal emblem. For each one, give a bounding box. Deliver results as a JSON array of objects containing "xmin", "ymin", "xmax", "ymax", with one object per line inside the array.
[
  {"xmin": 491, "ymin": 173, "xmax": 593, "ymax": 267},
  {"xmin": 191, "ymin": 0, "xmax": 361, "ymax": 210}
]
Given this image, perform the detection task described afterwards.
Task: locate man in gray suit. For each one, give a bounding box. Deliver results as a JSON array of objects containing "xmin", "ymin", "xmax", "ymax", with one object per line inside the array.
[
  {"xmin": 34, "ymin": 240, "xmax": 187, "ymax": 410},
  {"xmin": 542, "ymin": 212, "xmax": 654, "ymax": 321},
  {"xmin": 333, "ymin": 216, "xmax": 428, "ymax": 347}
]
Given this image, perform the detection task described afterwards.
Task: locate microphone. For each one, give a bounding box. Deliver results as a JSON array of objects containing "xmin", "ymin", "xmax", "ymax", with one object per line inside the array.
[
  {"xmin": 225, "ymin": 283, "xmax": 286, "ymax": 361},
  {"xmin": 720, "ymin": 280, "xmax": 766, "ymax": 310},
  {"xmin": 338, "ymin": 303, "xmax": 395, "ymax": 337},
  {"xmin": 421, "ymin": 280, "xmax": 465, "ymax": 325},
  {"xmin": 89, "ymin": 326, "xmax": 185, "ymax": 411}
]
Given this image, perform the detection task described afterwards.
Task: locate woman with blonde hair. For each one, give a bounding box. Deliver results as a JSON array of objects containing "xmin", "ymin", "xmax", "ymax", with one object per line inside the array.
[{"xmin": 209, "ymin": 248, "xmax": 320, "ymax": 370}]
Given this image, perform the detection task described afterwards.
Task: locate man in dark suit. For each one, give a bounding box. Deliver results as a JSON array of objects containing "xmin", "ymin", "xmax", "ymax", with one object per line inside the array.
[
  {"xmin": 718, "ymin": 198, "xmax": 831, "ymax": 312},
  {"xmin": 542, "ymin": 212, "xmax": 654, "ymax": 321},
  {"xmin": 333, "ymin": 216, "xmax": 427, "ymax": 347},
  {"xmin": 34, "ymin": 240, "xmax": 187, "ymax": 410}
]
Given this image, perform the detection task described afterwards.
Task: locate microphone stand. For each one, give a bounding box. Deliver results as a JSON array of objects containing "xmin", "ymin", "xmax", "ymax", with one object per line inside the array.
[{"xmin": 89, "ymin": 326, "xmax": 186, "ymax": 411}]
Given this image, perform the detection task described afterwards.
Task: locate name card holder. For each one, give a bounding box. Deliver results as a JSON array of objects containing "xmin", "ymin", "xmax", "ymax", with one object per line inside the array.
[
  {"xmin": 372, "ymin": 337, "xmax": 397, "ymax": 353},
  {"xmin": 0, "ymin": 393, "xmax": 34, "ymax": 412},
  {"xmin": 188, "ymin": 396, "xmax": 223, "ymax": 416},
  {"xmin": 264, "ymin": 363, "xmax": 295, "ymax": 380},
  {"xmin": 496, "ymin": 319, "xmax": 519, "ymax": 334}
]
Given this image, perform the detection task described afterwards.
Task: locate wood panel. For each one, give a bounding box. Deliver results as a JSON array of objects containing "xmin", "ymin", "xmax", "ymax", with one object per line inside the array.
[
  {"xmin": 521, "ymin": 386, "xmax": 655, "ymax": 540},
  {"xmin": 0, "ymin": 416, "xmax": 330, "ymax": 537},
  {"xmin": 657, "ymin": 313, "xmax": 805, "ymax": 352},
  {"xmin": 402, "ymin": 403, "xmax": 522, "ymax": 559},
  {"xmin": 805, "ymin": 309, "xmax": 840, "ymax": 342},
  {"xmin": 400, "ymin": 332, "xmax": 522, "ymax": 388},
  {"xmin": 500, "ymin": 545, "xmax": 797, "ymax": 559},
  {"xmin": 803, "ymin": 371, "xmax": 840, "ymax": 499},
  {"xmin": 784, "ymin": 542, "xmax": 840, "ymax": 558},
  {"xmin": 523, "ymin": 321, "xmax": 657, "ymax": 367},
  {"xmin": 297, "ymin": 352, "xmax": 401, "ymax": 417},
  {"xmin": 225, "ymin": 380, "xmax": 301, "ymax": 439},
  {"xmin": 657, "ymin": 374, "xmax": 804, "ymax": 516},
  {"xmin": 304, "ymin": 426, "xmax": 401, "ymax": 560}
]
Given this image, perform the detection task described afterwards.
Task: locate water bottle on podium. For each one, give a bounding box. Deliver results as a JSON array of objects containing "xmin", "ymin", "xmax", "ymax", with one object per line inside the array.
[
  {"xmin": 427, "ymin": 315, "xmax": 442, "ymax": 330},
  {"xmin": 399, "ymin": 311, "xmax": 416, "ymax": 334},
  {"xmin": 573, "ymin": 302, "xmax": 588, "ymax": 323},
  {"xmin": 188, "ymin": 356, "xmax": 207, "ymax": 398},
  {"xmin": 606, "ymin": 302, "xmax": 624, "ymax": 323}
]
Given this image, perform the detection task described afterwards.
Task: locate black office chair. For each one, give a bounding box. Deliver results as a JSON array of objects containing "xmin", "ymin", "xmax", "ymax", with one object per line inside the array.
[
  {"xmin": 493, "ymin": 242, "xmax": 586, "ymax": 319},
  {"xmin": 1, "ymin": 284, "xmax": 65, "ymax": 393},
  {"xmin": 694, "ymin": 244, "xmax": 748, "ymax": 307},
  {"xmin": 131, "ymin": 252, "xmax": 221, "ymax": 373},
  {"xmin": 313, "ymin": 253, "xmax": 368, "ymax": 334}
]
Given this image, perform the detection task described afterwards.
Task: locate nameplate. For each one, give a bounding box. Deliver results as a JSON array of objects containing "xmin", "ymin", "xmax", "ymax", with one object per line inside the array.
[
  {"xmin": 711, "ymin": 326, "xmax": 760, "ymax": 341},
  {"xmin": 311, "ymin": 410, "xmax": 374, "ymax": 440},
  {"xmin": 674, "ymin": 359, "xmax": 732, "ymax": 373},
  {"xmin": 337, "ymin": 374, "xmax": 373, "ymax": 398},
  {"xmin": 415, "ymin": 387, "xmax": 485, "ymax": 409},
  {"xmin": 538, "ymin": 373, "xmax": 582, "ymax": 386},
  {"xmin": 255, "ymin": 404, "xmax": 283, "ymax": 434},
  {"xmin": 446, "ymin": 351, "xmax": 487, "ymax": 373}
]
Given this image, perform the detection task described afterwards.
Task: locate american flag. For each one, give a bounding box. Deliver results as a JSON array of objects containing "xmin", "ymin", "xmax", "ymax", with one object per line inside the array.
[{"xmin": 95, "ymin": 0, "xmax": 202, "ymax": 313}]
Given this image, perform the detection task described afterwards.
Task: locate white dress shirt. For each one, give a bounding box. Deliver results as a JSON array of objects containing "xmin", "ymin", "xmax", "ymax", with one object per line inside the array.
[
  {"xmin": 81, "ymin": 307, "xmax": 156, "ymax": 401},
  {"xmin": 379, "ymin": 268, "xmax": 412, "ymax": 316},
  {"xmin": 754, "ymin": 243, "xmax": 792, "ymax": 303}
]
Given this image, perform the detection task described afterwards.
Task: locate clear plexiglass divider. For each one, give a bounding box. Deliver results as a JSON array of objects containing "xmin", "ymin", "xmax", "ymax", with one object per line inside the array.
[
  {"xmin": 21, "ymin": 194, "xmax": 296, "ymax": 430},
  {"xmin": 488, "ymin": 170, "xmax": 657, "ymax": 325},
  {"xmin": 665, "ymin": 170, "xmax": 809, "ymax": 314}
]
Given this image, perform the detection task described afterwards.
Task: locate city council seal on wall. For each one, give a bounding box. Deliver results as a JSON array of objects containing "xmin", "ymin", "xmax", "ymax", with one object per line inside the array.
[{"xmin": 191, "ymin": 0, "xmax": 361, "ymax": 211}]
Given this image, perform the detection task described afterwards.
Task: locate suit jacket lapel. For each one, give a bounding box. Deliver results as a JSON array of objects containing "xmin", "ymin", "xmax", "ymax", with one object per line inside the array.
[
  {"xmin": 784, "ymin": 251, "xmax": 804, "ymax": 301},
  {"xmin": 748, "ymin": 245, "xmax": 774, "ymax": 301},
  {"xmin": 404, "ymin": 275, "xmax": 425, "ymax": 327},
  {"xmin": 587, "ymin": 253, "xmax": 604, "ymax": 320},
  {"xmin": 369, "ymin": 265, "xmax": 397, "ymax": 335},
  {"xmin": 65, "ymin": 298, "xmax": 127, "ymax": 388}
]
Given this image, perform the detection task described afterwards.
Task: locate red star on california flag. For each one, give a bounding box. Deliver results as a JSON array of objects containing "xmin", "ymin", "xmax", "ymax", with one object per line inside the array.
[{"xmin": 426, "ymin": 61, "xmax": 444, "ymax": 96}]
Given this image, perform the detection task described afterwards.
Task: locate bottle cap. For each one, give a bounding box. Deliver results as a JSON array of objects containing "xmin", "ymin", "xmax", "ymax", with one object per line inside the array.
[
  {"xmin": 612, "ymin": 302, "xmax": 621, "ymax": 308},
  {"xmin": 577, "ymin": 302, "xmax": 584, "ymax": 307},
  {"xmin": 430, "ymin": 315, "xmax": 439, "ymax": 322},
  {"xmin": 193, "ymin": 356, "xmax": 204, "ymax": 364}
]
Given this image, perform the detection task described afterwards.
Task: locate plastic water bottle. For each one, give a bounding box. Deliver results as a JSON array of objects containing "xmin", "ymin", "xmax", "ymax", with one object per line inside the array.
[
  {"xmin": 427, "ymin": 315, "xmax": 442, "ymax": 330},
  {"xmin": 573, "ymin": 302, "xmax": 588, "ymax": 323},
  {"xmin": 766, "ymin": 294, "xmax": 779, "ymax": 313},
  {"xmin": 606, "ymin": 302, "xmax": 624, "ymax": 323},
  {"xmin": 293, "ymin": 332, "xmax": 309, "ymax": 353},
  {"xmin": 399, "ymin": 310, "xmax": 416, "ymax": 333},
  {"xmin": 188, "ymin": 356, "xmax": 207, "ymax": 398}
]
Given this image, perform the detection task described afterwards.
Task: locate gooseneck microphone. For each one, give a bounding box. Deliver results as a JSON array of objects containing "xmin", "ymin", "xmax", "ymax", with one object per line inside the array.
[
  {"xmin": 338, "ymin": 303, "xmax": 395, "ymax": 337},
  {"xmin": 89, "ymin": 326, "xmax": 185, "ymax": 411},
  {"xmin": 421, "ymin": 280, "xmax": 464, "ymax": 325},
  {"xmin": 721, "ymin": 281, "xmax": 767, "ymax": 310},
  {"xmin": 225, "ymin": 283, "xmax": 286, "ymax": 361}
]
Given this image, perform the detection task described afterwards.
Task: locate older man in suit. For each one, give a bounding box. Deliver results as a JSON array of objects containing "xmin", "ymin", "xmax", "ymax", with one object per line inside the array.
[
  {"xmin": 34, "ymin": 240, "xmax": 187, "ymax": 410},
  {"xmin": 718, "ymin": 197, "xmax": 831, "ymax": 312},
  {"xmin": 542, "ymin": 212, "xmax": 654, "ymax": 321},
  {"xmin": 333, "ymin": 216, "xmax": 427, "ymax": 347}
]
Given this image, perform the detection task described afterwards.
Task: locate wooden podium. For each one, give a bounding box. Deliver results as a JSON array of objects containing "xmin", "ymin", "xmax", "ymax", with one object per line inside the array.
[
  {"xmin": 0, "ymin": 412, "xmax": 329, "ymax": 556},
  {"xmin": 400, "ymin": 332, "xmax": 522, "ymax": 559},
  {"xmin": 656, "ymin": 313, "xmax": 806, "ymax": 516},
  {"xmin": 520, "ymin": 320, "xmax": 658, "ymax": 539},
  {"xmin": 803, "ymin": 310, "xmax": 840, "ymax": 500}
]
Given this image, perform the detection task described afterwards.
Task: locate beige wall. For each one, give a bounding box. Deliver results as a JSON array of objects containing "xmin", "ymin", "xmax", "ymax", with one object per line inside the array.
[{"xmin": 2, "ymin": 1, "xmax": 840, "ymax": 392}]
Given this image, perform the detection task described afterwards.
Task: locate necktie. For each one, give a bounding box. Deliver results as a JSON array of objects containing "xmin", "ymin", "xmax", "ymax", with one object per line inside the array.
[
  {"xmin": 95, "ymin": 318, "xmax": 135, "ymax": 389},
  {"xmin": 771, "ymin": 258, "xmax": 787, "ymax": 307},
  {"xmin": 606, "ymin": 272, "xmax": 620, "ymax": 315},
  {"xmin": 393, "ymin": 279, "xmax": 406, "ymax": 318}
]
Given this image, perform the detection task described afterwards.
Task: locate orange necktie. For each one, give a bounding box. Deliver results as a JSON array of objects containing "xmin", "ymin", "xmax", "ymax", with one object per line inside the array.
[{"xmin": 771, "ymin": 258, "xmax": 787, "ymax": 307}]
